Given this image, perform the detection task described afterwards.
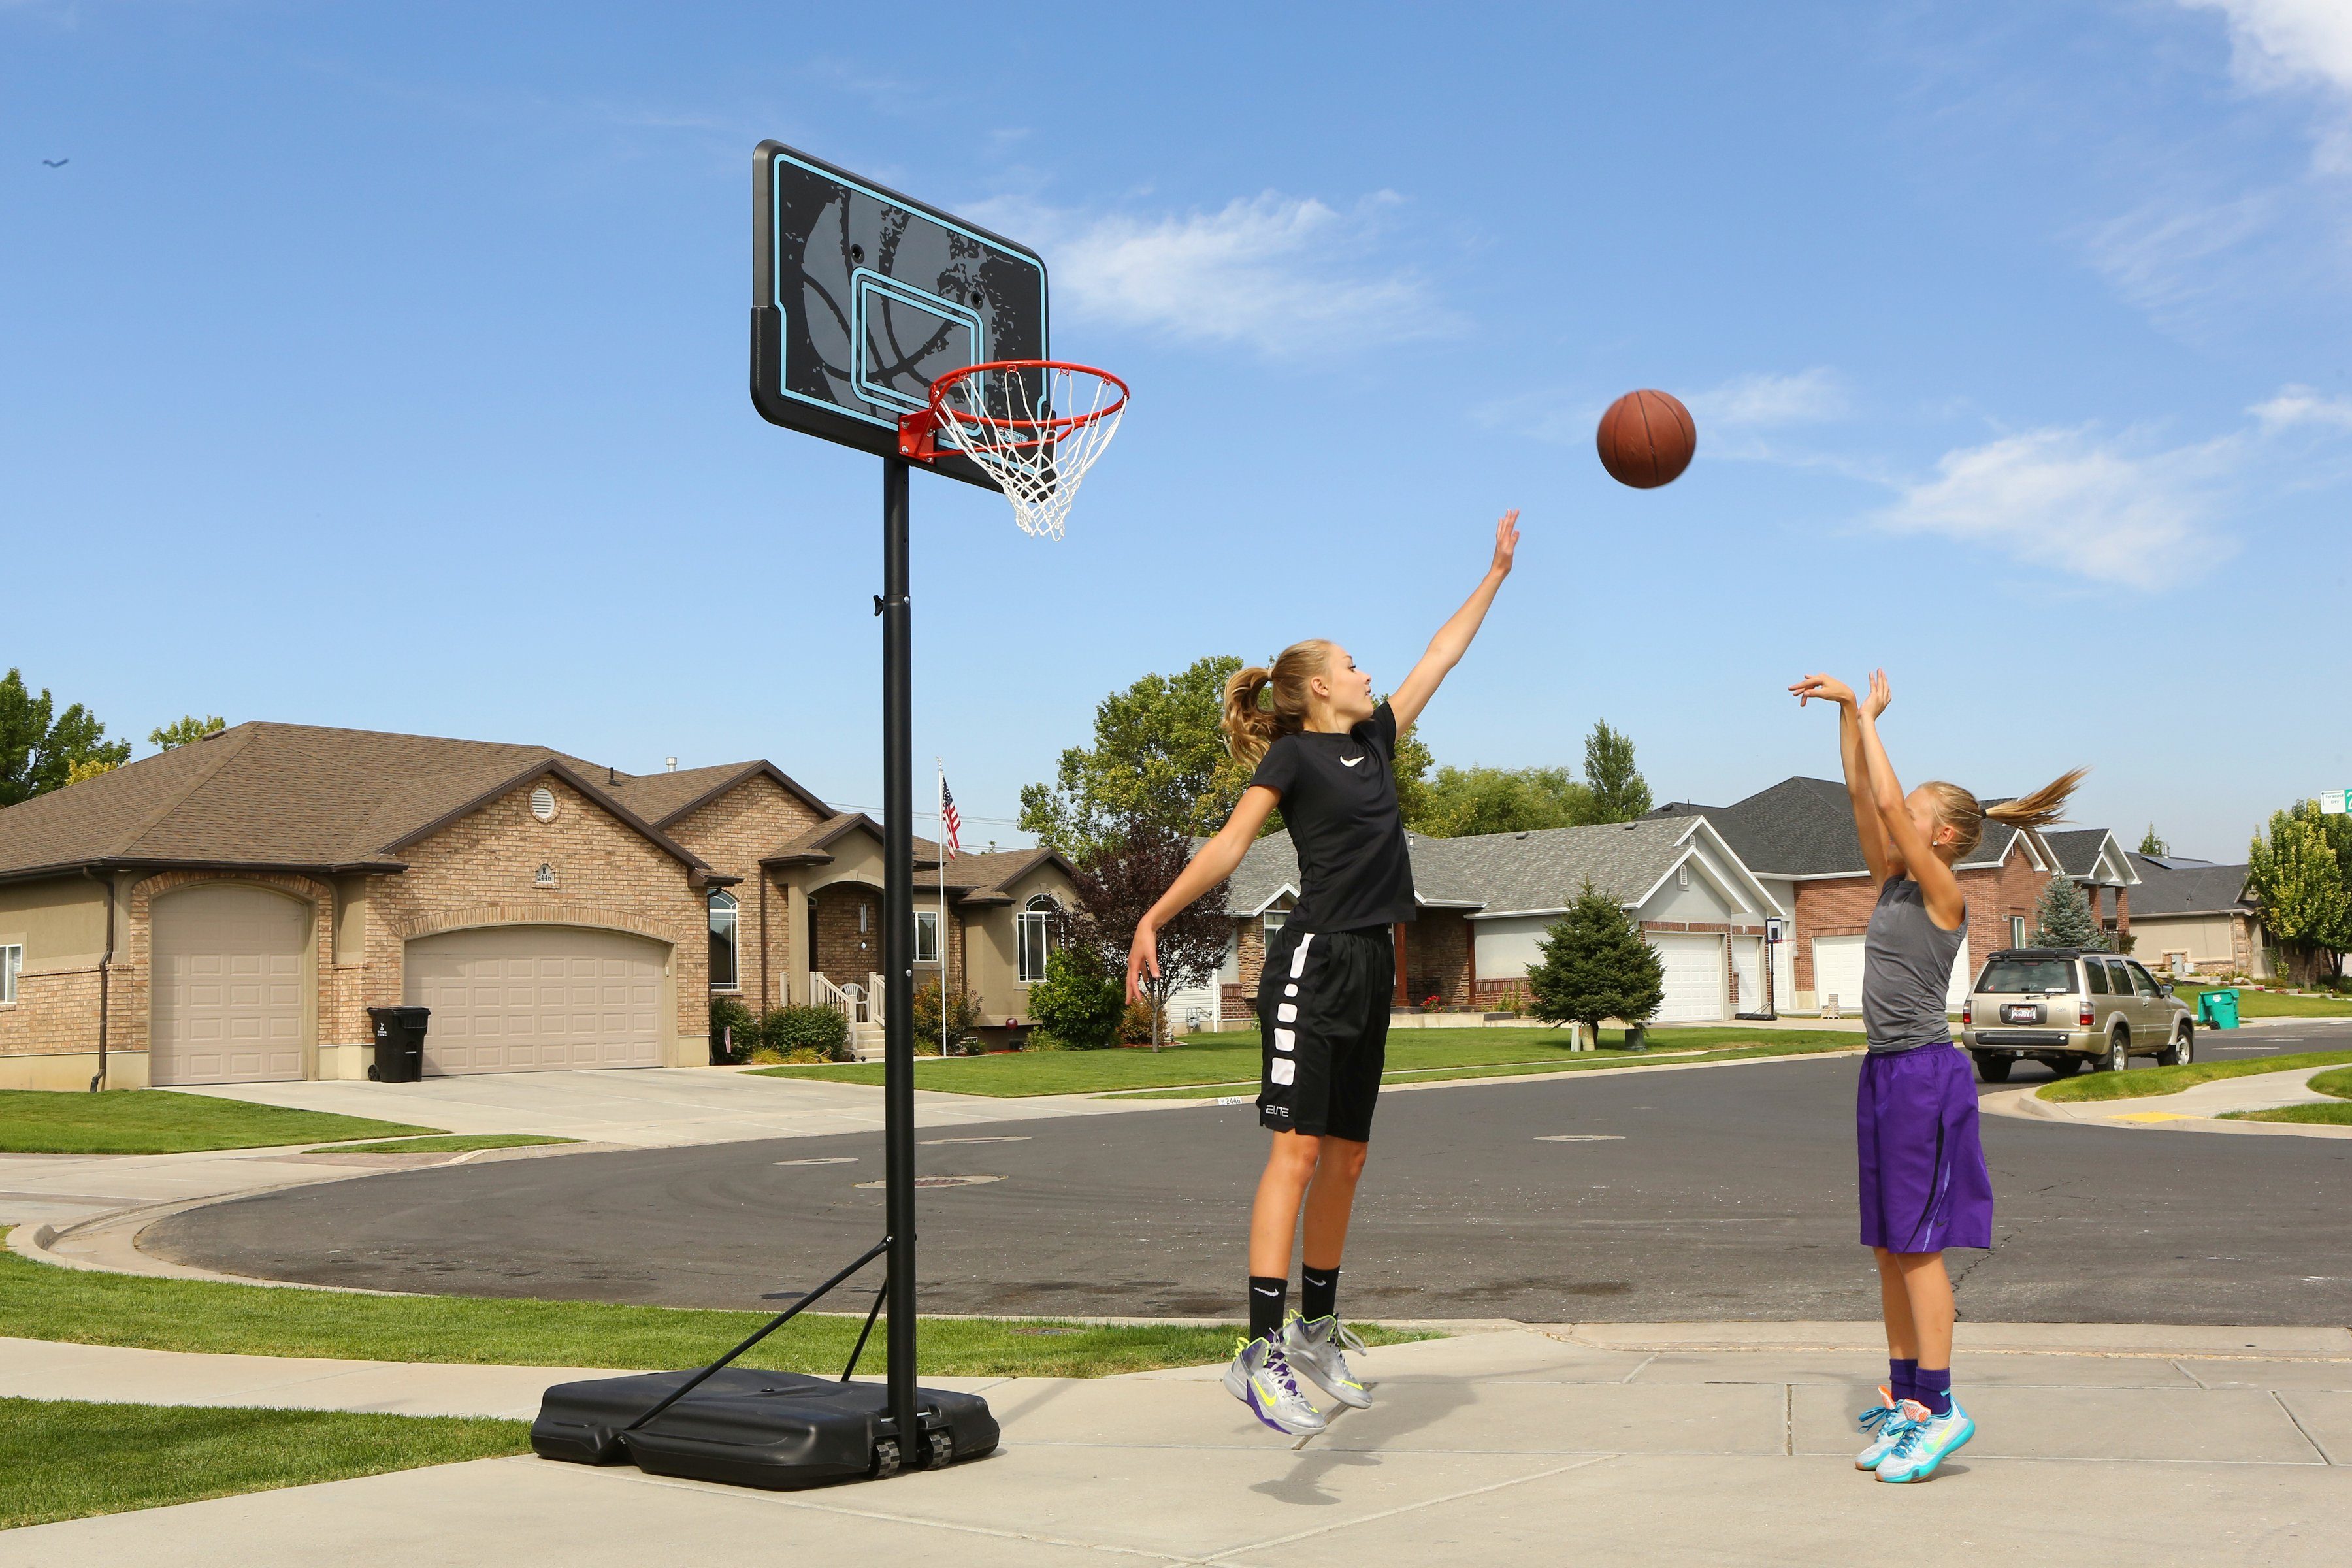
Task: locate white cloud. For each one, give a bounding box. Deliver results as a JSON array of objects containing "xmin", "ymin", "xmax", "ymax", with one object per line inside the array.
[
  {"xmin": 2081, "ymin": 194, "xmax": 2277, "ymax": 316},
  {"xmin": 1687, "ymin": 368, "xmax": 1847, "ymax": 429},
  {"xmin": 974, "ymin": 191, "xmax": 1456, "ymax": 357},
  {"xmin": 2183, "ymin": 1, "xmax": 2352, "ymax": 165},
  {"xmin": 2251, "ymin": 382, "xmax": 2352, "ymax": 429},
  {"xmin": 1873, "ymin": 428, "xmax": 2238, "ymax": 589}
]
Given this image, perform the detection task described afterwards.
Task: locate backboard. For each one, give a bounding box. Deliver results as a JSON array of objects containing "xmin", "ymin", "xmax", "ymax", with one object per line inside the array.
[{"xmin": 751, "ymin": 140, "xmax": 1049, "ymax": 491}]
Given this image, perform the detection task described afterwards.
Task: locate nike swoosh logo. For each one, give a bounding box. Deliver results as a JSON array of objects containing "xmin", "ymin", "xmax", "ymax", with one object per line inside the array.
[
  {"xmin": 1340, "ymin": 756, "xmax": 1364, "ymax": 767},
  {"xmin": 1252, "ymin": 1286, "xmax": 1281, "ymax": 1296}
]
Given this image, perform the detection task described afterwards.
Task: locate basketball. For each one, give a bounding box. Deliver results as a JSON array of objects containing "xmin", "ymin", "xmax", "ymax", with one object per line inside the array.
[{"xmin": 1595, "ymin": 389, "xmax": 1697, "ymax": 489}]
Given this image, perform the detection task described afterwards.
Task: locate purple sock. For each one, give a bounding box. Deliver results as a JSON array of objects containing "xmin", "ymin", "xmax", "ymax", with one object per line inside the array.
[
  {"xmin": 1889, "ymin": 1358, "xmax": 1918, "ymax": 1406},
  {"xmin": 1915, "ymin": 1367, "xmax": 1952, "ymax": 1417}
]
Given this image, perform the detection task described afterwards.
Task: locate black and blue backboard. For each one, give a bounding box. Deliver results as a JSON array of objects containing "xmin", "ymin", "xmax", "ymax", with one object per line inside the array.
[{"xmin": 751, "ymin": 140, "xmax": 1049, "ymax": 490}]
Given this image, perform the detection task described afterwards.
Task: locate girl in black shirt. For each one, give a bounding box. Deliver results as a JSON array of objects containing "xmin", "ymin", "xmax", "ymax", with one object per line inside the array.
[{"xmin": 1128, "ymin": 510, "xmax": 1520, "ymax": 1435}]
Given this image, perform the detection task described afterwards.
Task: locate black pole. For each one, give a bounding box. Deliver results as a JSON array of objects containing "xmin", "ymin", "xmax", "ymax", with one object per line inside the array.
[{"xmin": 881, "ymin": 456, "xmax": 921, "ymax": 1465}]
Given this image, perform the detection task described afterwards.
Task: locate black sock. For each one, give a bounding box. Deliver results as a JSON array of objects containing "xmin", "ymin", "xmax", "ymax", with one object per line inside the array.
[
  {"xmin": 1301, "ymin": 1264, "xmax": 1339, "ymax": 1323},
  {"xmin": 1248, "ymin": 1275, "xmax": 1288, "ymax": 1344}
]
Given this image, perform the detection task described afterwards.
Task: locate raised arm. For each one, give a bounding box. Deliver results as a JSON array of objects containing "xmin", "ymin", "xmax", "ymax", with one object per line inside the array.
[
  {"xmin": 1126, "ymin": 785, "xmax": 1281, "ymax": 1002},
  {"xmin": 1789, "ymin": 672, "xmax": 1891, "ymax": 886},
  {"xmin": 1388, "ymin": 510, "xmax": 1519, "ymax": 733},
  {"xmin": 1854, "ymin": 670, "xmax": 1963, "ymax": 930}
]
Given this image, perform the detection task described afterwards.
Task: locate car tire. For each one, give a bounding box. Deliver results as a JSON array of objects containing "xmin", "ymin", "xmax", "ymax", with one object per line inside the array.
[
  {"xmin": 1973, "ymin": 1053, "xmax": 2012, "ymax": 1084},
  {"xmin": 2101, "ymin": 1031, "xmax": 2129, "ymax": 1073},
  {"xmin": 2045, "ymin": 1055, "xmax": 2082, "ymax": 1077},
  {"xmin": 2159, "ymin": 1024, "xmax": 2193, "ymax": 1068}
]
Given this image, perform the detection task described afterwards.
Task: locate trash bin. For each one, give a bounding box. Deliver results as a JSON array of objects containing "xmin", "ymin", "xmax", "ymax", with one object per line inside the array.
[
  {"xmin": 367, "ymin": 1005, "xmax": 431, "ymax": 1081},
  {"xmin": 2196, "ymin": 988, "xmax": 2240, "ymax": 1030}
]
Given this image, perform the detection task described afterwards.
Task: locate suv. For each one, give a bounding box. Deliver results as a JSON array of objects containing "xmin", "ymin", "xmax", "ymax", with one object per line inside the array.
[{"xmin": 1961, "ymin": 947, "xmax": 2194, "ymax": 1084}]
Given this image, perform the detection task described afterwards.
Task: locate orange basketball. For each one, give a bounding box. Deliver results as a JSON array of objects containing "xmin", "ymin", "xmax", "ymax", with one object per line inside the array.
[{"xmin": 1595, "ymin": 389, "xmax": 1697, "ymax": 489}]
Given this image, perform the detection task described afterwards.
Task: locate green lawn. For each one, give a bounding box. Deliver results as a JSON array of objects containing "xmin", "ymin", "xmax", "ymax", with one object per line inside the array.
[
  {"xmin": 2170, "ymin": 983, "xmax": 2352, "ymax": 1019},
  {"xmin": 753, "ymin": 1025, "xmax": 1864, "ymax": 1098},
  {"xmin": 2036, "ymin": 1050, "xmax": 2352, "ymax": 1103},
  {"xmin": 0, "ymin": 1089, "xmax": 441, "ymax": 1155},
  {"xmin": 308, "ymin": 1134, "xmax": 576, "ymax": 1154},
  {"xmin": 0, "ymin": 1234, "xmax": 1428, "ymax": 1377},
  {"xmin": 2221, "ymin": 1102, "xmax": 2352, "ymax": 1126},
  {"xmin": 2309, "ymin": 1066, "xmax": 2352, "ymax": 1100},
  {"xmin": 0, "ymin": 1398, "xmax": 527, "ymax": 1530}
]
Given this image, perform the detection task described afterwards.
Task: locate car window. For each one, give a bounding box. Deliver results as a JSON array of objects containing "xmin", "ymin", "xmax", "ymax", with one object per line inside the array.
[
  {"xmin": 2129, "ymin": 962, "xmax": 2161, "ymax": 998},
  {"xmin": 2085, "ymin": 961, "xmax": 2109, "ymax": 995},
  {"xmin": 1978, "ymin": 957, "xmax": 2074, "ymax": 993},
  {"xmin": 2104, "ymin": 960, "xmax": 2133, "ymax": 996}
]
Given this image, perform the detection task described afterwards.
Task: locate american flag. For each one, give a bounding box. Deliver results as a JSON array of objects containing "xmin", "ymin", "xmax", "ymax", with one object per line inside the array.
[{"xmin": 939, "ymin": 775, "xmax": 962, "ymax": 860}]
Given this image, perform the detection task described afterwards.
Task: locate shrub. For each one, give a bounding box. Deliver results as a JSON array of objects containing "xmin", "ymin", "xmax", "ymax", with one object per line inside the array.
[
  {"xmin": 911, "ymin": 981, "xmax": 986, "ymax": 1056},
  {"xmin": 709, "ymin": 997, "xmax": 758, "ymax": 1064},
  {"xmin": 1028, "ymin": 947, "xmax": 1124, "ymax": 1051},
  {"xmin": 762, "ymin": 1004, "xmax": 852, "ymax": 1062},
  {"xmin": 1117, "ymin": 997, "xmax": 1169, "ymax": 1045},
  {"xmin": 1525, "ymin": 882, "xmax": 1665, "ymax": 1040}
]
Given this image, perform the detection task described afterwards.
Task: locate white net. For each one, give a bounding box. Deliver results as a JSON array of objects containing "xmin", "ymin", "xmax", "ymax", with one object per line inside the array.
[{"xmin": 930, "ymin": 363, "xmax": 1126, "ymax": 540}]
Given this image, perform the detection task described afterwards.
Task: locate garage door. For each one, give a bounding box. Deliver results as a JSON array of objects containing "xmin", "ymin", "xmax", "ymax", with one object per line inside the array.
[
  {"xmin": 1812, "ymin": 935, "xmax": 1865, "ymax": 1015},
  {"xmin": 1945, "ymin": 933, "xmax": 1972, "ymax": 1013},
  {"xmin": 152, "ymin": 884, "xmax": 308, "ymax": 1085},
  {"xmin": 406, "ymin": 926, "xmax": 666, "ymax": 1075},
  {"xmin": 1650, "ymin": 934, "xmax": 1727, "ymax": 1024}
]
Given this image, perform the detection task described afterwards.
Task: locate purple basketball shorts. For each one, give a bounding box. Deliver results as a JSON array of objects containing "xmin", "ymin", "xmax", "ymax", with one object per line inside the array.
[{"xmin": 1855, "ymin": 1043, "xmax": 1995, "ymax": 1253}]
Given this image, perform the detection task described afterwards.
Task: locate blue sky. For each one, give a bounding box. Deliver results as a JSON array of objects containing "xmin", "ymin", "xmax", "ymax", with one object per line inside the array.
[{"xmin": 5, "ymin": 1, "xmax": 2348, "ymax": 860}]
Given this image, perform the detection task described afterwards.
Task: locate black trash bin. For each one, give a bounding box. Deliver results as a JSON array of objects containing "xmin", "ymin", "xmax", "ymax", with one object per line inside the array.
[{"xmin": 366, "ymin": 1005, "xmax": 431, "ymax": 1083}]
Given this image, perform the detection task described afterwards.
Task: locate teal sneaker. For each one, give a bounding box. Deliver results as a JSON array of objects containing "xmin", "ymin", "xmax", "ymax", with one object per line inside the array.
[
  {"xmin": 1222, "ymin": 1335, "xmax": 1328, "ymax": 1436},
  {"xmin": 1876, "ymin": 1399, "xmax": 1974, "ymax": 1483},
  {"xmin": 1854, "ymin": 1388, "xmax": 1917, "ymax": 1470},
  {"xmin": 1282, "ymin": 1313, "xmax": 1373, "ymax": 1409}
]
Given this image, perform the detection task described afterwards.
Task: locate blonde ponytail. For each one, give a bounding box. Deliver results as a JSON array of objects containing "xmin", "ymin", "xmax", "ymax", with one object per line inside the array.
[
  {"xmin": 1919, "ymin": 768, "xmax": 2089, "ymax": 861},
  {"xmin": 1222, "ymin": 639, "xmax": 1331, "ymax": 767}
]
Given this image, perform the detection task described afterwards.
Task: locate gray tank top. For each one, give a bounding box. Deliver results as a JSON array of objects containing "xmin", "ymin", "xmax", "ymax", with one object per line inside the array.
[{"xmin": 1862, "ymin": 875, "xmax": 1967, "ymax": 1053}]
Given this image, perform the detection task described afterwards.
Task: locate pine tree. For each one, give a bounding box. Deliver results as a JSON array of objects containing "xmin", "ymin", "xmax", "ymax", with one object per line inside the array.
[
  {"xmin": 2138, "ymin": 823, "xmax": 2168, "ymax": 857},
  {"xmin": 1524, "ymin": 883, "xmax": 1666, "ymax": 1041},
  {"xmin": 2030, "ymin": 875, "xmax": 2107, "ymax": 951}
]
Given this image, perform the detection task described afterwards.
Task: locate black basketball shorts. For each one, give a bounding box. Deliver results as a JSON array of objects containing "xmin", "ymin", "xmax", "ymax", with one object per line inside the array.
[{"xmin": 1256, "ymin": 924, "xmax": 1394, "ymax": 1143}]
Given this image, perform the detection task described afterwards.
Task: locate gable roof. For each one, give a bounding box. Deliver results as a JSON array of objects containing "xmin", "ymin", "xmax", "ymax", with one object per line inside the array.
[
  {"xmin": 2044, "ymin": 827, "xmax": 2141, "ymax": 885},
  {"xmin": 606, "ymin": 760, "xmax": 834, "ymax": 828},
  {"xmin": 0, "ymin": 721, "xmax": 717, "ymax": 884},
  {"xmin": 1654, "ymin": 777, "xmax": 2089, "ymax": 879},
  {"xmin": 2125, "ymin": 853, "xmax": 2253, "ymax": 917},
  {"xmin": 761, "ymin": 815, "xmax": 1073, "ymax": 906}
]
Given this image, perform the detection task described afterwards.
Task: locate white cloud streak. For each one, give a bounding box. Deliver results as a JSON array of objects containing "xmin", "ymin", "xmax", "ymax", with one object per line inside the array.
[
  {"xmin": 973, "ymin": 191, "xmax": 1456, "ymax": 357},
  {"xmin": 2251, "ymin": 383, "xmax": 2352, "ymax": 428},
  {"xmin": 2182, "ymin": 1, "xmax": 2352, "ymax": 165},
  {"xmin": 1686, "ymin": 368, "xmax": 1848, "ymax": 429}
]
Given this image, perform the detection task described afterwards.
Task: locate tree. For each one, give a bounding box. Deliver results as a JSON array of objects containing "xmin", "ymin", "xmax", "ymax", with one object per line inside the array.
[
  {"xmin": 150, "ymin": 715, "xmax": 226, "ymax": 749},
  {"xmin": 1066, "ymin": 819, "xmax": 1231, "ymax": 1050},
  {"xmin": 0, "ymin": 668, "xmax": 131, "ymax": 808},
  {"xmin": 911, "ymin": 980, "xmax": 985, "ymax": 1056},
  {"xmin": 1582, "ymin": 720, "xmax": 1652, "ymax": 822},
  {"xmin": 2247, "ymin": 803, "xmax": 2352, "ymax": 985},
  {"xmin": 1026, "ymin": 947, "xmax": 1126, "ymax": 1050},
  {"xmin": 65, "ymin": 757, "xmax": 118, "ymax": 787},
  {"xmin": 2031, "ymin": 875, "xmax": 2108, "ymax": 952},
  {"xmin": 1409, "ymin": 764, "xmax": 1597, "ymax": 838},
  {"xmin": 1524, "ymin": 883, "xmax": 1665, "ymax": 1041},
  {"xmin": 2138, "ymin": 823, "xmax": 2169, "ymax": 857}
]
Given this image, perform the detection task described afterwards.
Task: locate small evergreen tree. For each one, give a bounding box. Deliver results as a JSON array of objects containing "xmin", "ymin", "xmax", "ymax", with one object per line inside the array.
[
  {"xmin": 2030, "ymin": 876, "xmax": 2107, "ymax": 951},
  {"xmin": 1524, "ymin": 883, "xmax": 1665, "ymax": 1041},
  {"xmin": 2137, "ymin": 823, "xmax": 2168, "ymax": 857}
]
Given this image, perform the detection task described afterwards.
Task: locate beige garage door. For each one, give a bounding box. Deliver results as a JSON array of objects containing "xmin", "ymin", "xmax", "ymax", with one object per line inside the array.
[
  {"xmin": 152, "ymin": 884, "xmax": 308, "ymax": 1085},
  {"xmin": 1650, "ymin": 934, "xmax": 1728, "ymax": 1024},
  {"xmin": 406, "ymin": 926, "xmax": 666, "ymax": 1075}
]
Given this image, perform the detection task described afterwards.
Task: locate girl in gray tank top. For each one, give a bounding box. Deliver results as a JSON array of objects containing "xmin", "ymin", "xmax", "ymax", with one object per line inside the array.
[{"xmin": 1793, "ymin": 665, "xmax": 2086, "ymax": 1484}]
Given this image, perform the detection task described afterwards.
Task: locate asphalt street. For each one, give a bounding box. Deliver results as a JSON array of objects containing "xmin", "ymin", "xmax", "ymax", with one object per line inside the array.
[{"xmin": 149, "ymin": 1024, "xmax": 2352, "ymax": 1325}]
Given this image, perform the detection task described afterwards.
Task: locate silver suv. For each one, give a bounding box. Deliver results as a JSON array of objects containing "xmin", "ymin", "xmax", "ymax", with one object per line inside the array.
[{"xmin": 1961, "ymin": 947, "xmax": 2194, "ymax": 1084}]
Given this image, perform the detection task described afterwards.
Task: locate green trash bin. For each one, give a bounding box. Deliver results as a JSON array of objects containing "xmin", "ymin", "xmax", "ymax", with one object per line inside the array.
[{"xmin": 2197, "ymin": 988, "xmax": 2241, "ymax": 1030}]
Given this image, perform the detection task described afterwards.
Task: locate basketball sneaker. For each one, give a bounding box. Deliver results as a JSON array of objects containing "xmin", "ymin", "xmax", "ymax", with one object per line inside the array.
[
  {"xmin": 1854, "ymin": 1388, "xmax": 1918, "ymax": 1470},
  {"xmin": 1282, "ymin": 1313, "xmax": 1373, "ymax": 1409},
  {"xmin": 1223, "ymin": 1335, "xmax": 1329, "ymax": 1436},
  {"xmin": 1876, "ymin": 1399, "xmax": 1974, "ymax": 1484}
]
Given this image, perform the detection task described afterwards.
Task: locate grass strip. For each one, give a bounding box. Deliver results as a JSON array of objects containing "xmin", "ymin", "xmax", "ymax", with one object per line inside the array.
[
  {"xmin": 2036, "ymin": 1050, "xmax": 2352, "ymax": 1104},
  {"xmin": 2220, "ymin": 1102, "xmax": 2352, "ymax": 1126},
  {"xmin": 753, "ymin": 1026, "xmax": 1864, "ymax": 1099},
  {"xmin": 0, "ymin": 1233, "xmax": 1429, "ymax": 1377},
  {"xmin": 0, "ymin": 1089, "xmax": 440, "ymax": 1156},
  {"xmin": 2168, "ymin": 984, "xmax": 2352, "ymax": 1019},
  {"xmin": 0, "ymin": 1397, "xmax": 527, "ymax": 1530},
  {"xmin": 2308, "ymin": 1066, "xmax": 2352, "ymax": 1100},
  {"xmin": 306, "ymin": 1134, "xmax": 576, "ymax": 1154}
]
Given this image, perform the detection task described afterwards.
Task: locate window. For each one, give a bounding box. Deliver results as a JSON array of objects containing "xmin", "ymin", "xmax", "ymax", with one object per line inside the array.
[
  {"xmin": 914, "ymin": 909, "xmax": 941, "ymax": 964},
  {"xmin": 1017, "ymin": 896, "xmax": 1058, "ymax": 983},
  {"xmin": 1978, "ymin": 956, "xmax": 2074, "ymax": 994},
  {"xmin": 1263, "ymin": 910, "xmax": 1288, "ymax": 939},
  {"xmin": 708, "ymin": 890, "xmax": 739, "ymax": 992},
  {"xmin": 2008, "ymin": 915, "xmax": 2026, "ymax": 948},
  {"xmin": 0, "ymin": 945, "xmax": 18, "ymax": 1005},
  {"xmin": 2105, "ymin": 959, "xmax": 2133, "ymax": 996},
  {"xmin": 2129, "ymin": 962, "xmax": 2161, "ymax": 998},
  {"xmin": 2084, "ymin": 961, "xmax": 2109, "ymax": 995}
]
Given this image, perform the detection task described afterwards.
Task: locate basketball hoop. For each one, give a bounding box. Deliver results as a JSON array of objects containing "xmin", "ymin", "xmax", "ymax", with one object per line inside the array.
[{"xmin": 898, "ymin": 360, "xmax": 1128, "ymax": 540}]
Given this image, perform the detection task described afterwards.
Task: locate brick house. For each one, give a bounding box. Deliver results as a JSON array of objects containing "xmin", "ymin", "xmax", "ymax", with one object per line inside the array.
[
  {"xmin": 1651, "ymin": 779, "xmax": 2140, "ymax": 1014},
  {"xmin": 0, "ymin": 722, "xmax": 1074, "ymax": 1090},
  {"xmin": 1201, "ymin": 816, "xmax": 1786, "ymax": 1026}
]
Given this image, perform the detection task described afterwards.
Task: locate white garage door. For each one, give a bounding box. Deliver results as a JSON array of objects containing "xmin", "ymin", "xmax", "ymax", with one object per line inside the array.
[
  {"xmin": 1946, "ymin": 933, "xmax": 1973, "ymax": 1013},
  {"xmin": 1650, "ymin": 934, "xmax": 1727, "ymax": 1024},
  {"xmin": 1812, "ymin": 934, "xmax": 1866, "ymax": 1016},
  {"xmin": 152, "ymin": 884, "xmax": 308, "ymax": 1085},
  {"xmin": 406, "ymin": 926, "xmax": 666, "ymax": 1075}
]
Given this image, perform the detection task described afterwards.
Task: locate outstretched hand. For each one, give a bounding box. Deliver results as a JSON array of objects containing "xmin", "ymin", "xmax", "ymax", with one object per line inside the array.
[
  {"xmin": 1788, "ymin": 672, "xmax": 1856, "ymax": 708},
  {"xmin": 1488, "ymin": 509, "xmax": 1520, "ymax": 577},
  {"xmin": 1862, "ymin": 668, "xmax": 1891, "ymax": 721},
  {"xmin": 1125, "ymin": 923, "xmax": 1159, "ymax": 1004}
]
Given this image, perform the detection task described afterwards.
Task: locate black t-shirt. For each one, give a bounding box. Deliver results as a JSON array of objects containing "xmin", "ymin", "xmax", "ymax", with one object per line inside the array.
[{"xmin": 1247, "ymin": 700, "xmax": 1416, "ymax": 932}]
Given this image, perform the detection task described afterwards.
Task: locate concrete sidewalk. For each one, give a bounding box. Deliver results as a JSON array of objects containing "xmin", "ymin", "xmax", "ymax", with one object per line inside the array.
[
  {"xmin": 1987, "ymin": 1064, "xmax": 2352, "ymax": 1139},
  {"xmin": 4, "ymin": 1322, "xmax": 2346, "ymax": 1565}
]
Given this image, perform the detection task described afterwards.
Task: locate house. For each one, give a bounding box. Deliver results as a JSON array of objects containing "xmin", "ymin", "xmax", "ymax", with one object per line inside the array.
[
  {"xmin": 0, "ymin": 721, "xmax": 1074, "ymax": 1090},
  {"xmin": 2121, "ymin": 854, "xmax": 2268, "ymax": 977},
  {"xmin": 1206, "ymin": 816, "xmax": 1786, "ymax": 1026}
]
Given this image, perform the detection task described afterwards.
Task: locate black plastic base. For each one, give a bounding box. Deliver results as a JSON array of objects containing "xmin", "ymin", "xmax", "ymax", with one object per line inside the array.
[{"xmin": 532, "ymin": 1368, "xmax": 998, "ymax": 1490}]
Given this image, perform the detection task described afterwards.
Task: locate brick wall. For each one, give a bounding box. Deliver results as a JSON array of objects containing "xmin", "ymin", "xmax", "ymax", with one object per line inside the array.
[
  {"xmin": 1403, "ymin": 909, "xmax": 1473, "ymax": 1007},
  {"xmin": 0, "ymin": 968, "xmax": 102, "ymax": 1058},
  {"xmin": 1791, "ymin": 851, "xmax": 2052, "ymax": 992},
  {"xmin": 810, "ymin": 883, "xmax": 885, "ymax": 987},
  {"xmin": 664, "ymin": 775, "xmax": 828, "ymax": 1011}
]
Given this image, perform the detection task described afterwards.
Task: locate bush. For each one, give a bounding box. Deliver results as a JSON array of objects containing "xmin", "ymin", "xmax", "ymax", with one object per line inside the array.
[
  {"xmin": 709, "ymin": 997, "xmax": 759, "ymax": 1064},
  {"xmin": 1526, "ymin": 882, "xmax": 1665, "ymax": 1039},
  {"xmin": 911, "ymin": 981, "xmax": 986, "ymax": 1056},
  {"xmin": 1117, "ymin": 996, "xmax": 1173, "ymax": 1045},
  {"xmin": 1028, "ymin": 948, "xmax": 1124, "ymax": 1051},
  {"xmin": 762, "ymin": 1005, "xmax": 852, "ymax": 1062}
]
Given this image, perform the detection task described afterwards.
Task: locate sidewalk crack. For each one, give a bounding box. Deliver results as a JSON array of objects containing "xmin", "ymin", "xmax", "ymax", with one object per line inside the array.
[{"xmin": 2273, "ymin": 1390, "xmax": 2336, "ymax": 1466}]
